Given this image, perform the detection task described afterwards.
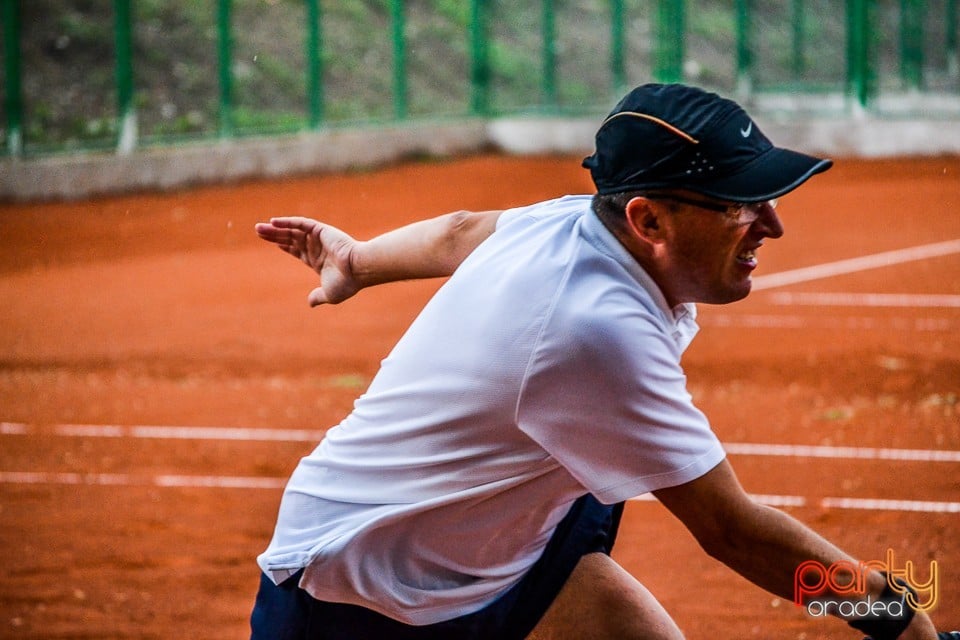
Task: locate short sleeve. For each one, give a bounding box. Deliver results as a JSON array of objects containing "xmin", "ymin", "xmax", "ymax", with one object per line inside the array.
[
  {"xmin": 496, "ymin": 196, "xmax": 593, "ymax": 232},
  {"xmin": 516, "ymin": 297, "xmax": 725, "ymax": 504}
]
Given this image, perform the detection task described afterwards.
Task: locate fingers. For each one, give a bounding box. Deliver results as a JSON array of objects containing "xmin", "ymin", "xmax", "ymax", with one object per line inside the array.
[
  {"xmin": 263, "ymin": 216, "xmax": 321, "ymax": 232},
  {"xmin": 307, "ymin": 286, "xmax": 330, "ymax": 307},
  {"xmin": 255, "ymin": 218, "xmax": 320, "ymax": 241},
  {"xmin": 255, "ymin": 217, "xmax": 359, "ymax": 307},
  {"xmin": 256, "ymin": 219, "xmax": 310, "ymax": 242},
  {"xmin": 254, "ymin": 222, "xmax": 294, "ymax": 246},
  {"xmin": 256, "ymin": 220, "xmax": 318, "ymax": 263}
]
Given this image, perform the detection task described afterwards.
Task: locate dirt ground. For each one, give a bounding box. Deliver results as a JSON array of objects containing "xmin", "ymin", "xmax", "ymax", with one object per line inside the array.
[{"xmin": 1, "ymin": 154, "xmax": 958, "ymax": 639}]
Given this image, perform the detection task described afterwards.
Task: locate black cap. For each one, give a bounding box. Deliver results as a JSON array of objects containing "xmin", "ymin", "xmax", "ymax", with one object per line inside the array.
[{"xmin": 582, "ymin": 84, "xmax": 832, "ymax": 202}]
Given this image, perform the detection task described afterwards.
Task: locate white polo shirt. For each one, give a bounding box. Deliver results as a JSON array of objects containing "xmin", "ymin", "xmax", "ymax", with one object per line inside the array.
[{"xmin": 257, "ymin": 194, "xmax": 725, "ymax": 625}]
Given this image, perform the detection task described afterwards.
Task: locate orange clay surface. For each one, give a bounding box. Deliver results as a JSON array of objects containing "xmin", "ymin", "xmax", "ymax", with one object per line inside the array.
[{"xmin": 1, "ymin": 154, "xmax": 958, "ymax": 639}]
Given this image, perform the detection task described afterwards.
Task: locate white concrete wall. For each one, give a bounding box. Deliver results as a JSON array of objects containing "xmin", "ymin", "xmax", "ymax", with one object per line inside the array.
[
  {"xmin": 486, "ymin": 114, "xmax": 960, "ymax": 159},
  {"xmin": 2, "ymin": 105, "xmax": 959, "ymax": 203},
  {"xmin": 0, "ymin": 120, "xmax": 488, "ymax": 202}
]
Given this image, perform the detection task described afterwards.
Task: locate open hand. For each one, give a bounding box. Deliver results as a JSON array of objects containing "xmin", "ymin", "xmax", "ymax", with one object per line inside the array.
[{"xmin": 255, "ymin": 217, "xmax": 362, "ymax": 306}]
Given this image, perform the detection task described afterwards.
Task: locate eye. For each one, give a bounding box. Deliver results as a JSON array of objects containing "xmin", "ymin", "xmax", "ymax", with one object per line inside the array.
[{"xmin": 734, "ymin": 200, "xmax": 778, "ymax": 224}]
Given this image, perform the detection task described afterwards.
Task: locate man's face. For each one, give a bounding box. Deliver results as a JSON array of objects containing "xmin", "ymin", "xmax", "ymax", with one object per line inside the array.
[{"xmin": 654, "ymin": 194, "xmax": 784, "ymax": 306}]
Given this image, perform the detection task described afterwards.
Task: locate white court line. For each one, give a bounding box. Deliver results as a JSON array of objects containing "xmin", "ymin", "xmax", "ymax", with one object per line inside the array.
[
  {"xmin": 4, "ymin": 422, "xmax": 959, "ymax": 463},
  {"xmin": 0, "ymin": 422, "xmax": 28, "ymax": 434},
  {"xmin": 1, "ymin": 471, "xmax": 956, "ymax": 512},
  {"xmin": 0, "ymin": 422, "xmax": 326, "ymax": 442},
  {"xmin": 752, "ymin": 239, "xmax": 960, "ymax": 291},
  {"xmin": 0, "ymin": 471, "xmax": 286, "ymax": 490},
  {"xmin": 0, "ymin": 422, "xmax": 960, "ymax": 462},
  {"xmin": 65, "ymin": 423, "xmax": 328, "ymax": 442},
  {"xmin": 700, "ymin": 314, "xmax": 954, "ymax": 331},
  {"xmin": 630, "ymin": 494, "xmax": 960, "ymax": 513},
  {"xmin": 769, "ymin": 292, "xmax": 960, "ymax": 308},
  {"xmin": 4, "ymin": 425, "xmax": 958, "ymax": 511},
  {"xmin": 155, "ymin": 475, "xmax": 287, "ymax": 489},
  {"xmin": 0, "ymin": 472, "xmax": 137, "ymax": 486},
  {"xmin": 724, "ymin": 443, "xmax": 960, "ymax": 463},
  {"xmin": 634, "ymin": 493, "xmax": 808, "ymax": 508},
  {"xmin": 747, "ymin": 494, "xmax": 808, "ymax": 508},
  {"xmin": 820, "ymin": 497, "xmax": 960, "ymax": 514}
]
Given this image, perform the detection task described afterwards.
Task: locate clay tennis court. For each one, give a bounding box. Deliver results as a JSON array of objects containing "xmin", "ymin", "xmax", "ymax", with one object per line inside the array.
[{"xmin": 1, "ymin": 153, "xmax": 958, "ymax": 639}]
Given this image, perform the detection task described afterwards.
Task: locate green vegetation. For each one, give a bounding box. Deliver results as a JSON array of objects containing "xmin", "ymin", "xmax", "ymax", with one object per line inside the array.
[{"xmin": 2, "ymin": 0, "xmax": 957, "ymax": 154}]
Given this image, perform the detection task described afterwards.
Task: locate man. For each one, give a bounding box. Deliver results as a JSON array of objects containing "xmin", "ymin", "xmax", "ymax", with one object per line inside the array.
[{"xmin": 251, "ymin": 84, "xmax": 946, "ymax": 639}]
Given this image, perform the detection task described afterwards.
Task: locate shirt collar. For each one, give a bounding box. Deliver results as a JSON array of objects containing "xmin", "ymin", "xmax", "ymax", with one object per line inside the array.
[{"xmin": 581, "ymin": 203, "xmax": 700, "ymax": 352}]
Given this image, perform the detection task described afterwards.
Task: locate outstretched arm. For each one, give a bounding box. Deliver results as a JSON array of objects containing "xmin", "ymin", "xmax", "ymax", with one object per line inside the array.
[
  {"xmin": 255, "ymin": 209, "xmax": 502, "ymax": 306},
  {"xmin": 654, "ymin": 460, "xmax": 937, "ymax": 639}
]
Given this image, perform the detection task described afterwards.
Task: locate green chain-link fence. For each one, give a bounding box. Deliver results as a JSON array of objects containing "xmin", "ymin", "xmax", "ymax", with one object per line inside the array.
[{"xmin": 2, "ymin": 0, "xmax": 958, "ymax": 158}]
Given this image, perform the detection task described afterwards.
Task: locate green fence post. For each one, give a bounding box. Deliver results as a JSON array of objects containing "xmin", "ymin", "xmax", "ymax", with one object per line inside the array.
[
  {"xmin": 470, "ymin": 0, "xmax": 490, "ymax": 115},
  {"xmin": 306, "ymin": 0, "xmax": 323, "ymax": 129},
  {"xmin": 115, "ymin": 0, "xmax": 136, "ymax": 154},
  {"xmin": 2, "ymin": 0, "xmax": 23, "ymax": 156},
  {"xmin": 900, "ymin": 0, "xmax": 924, "ymax": 90},
  {"xmin": 610, "ymin": 0, "xmax": 626, "ymax": 96},
  {"xmin": 218, "ymin": 0, "xmax": 234, "ymax": 138},
  {"xmin": 735, "ymin": 0, "xmax": 753, "ymax": 96},
  {"xmin": 949, "ymin": 0, "xmax": 958, "ymax": 79},
  {"xmin": 542, "ymin": 0, "xmax": 557, "ymax": 108},
  {"xmin": 791, "ymin": 0, "xmax": 806, "ymax": 80},
  {"xmin": 391, "ymin": 0, "xmax": 407, "ymax": 120},
  {"xmin": 846, "ymin": 0, "xmax": 875, "ymax": 110},
  {"xmin": 654, "ymin": 0, "xmax": 685, "ymax": 83}
]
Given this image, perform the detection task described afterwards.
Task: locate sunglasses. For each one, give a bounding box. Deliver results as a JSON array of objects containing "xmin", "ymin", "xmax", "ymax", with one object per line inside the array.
[{"xmin": 641, "ymin": 192, "xmax": 778, "ymax": 222}]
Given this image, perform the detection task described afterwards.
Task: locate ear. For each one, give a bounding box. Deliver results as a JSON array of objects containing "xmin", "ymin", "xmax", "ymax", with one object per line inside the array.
[{"xmin": 624, "ymin": 197, "xmax": 667, "ymax": 247}]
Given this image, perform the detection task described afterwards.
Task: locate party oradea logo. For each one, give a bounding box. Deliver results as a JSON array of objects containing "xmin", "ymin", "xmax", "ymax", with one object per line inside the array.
[{"xmin": 794, "ymin": 549, "xmax": 939, "ymax": 618}]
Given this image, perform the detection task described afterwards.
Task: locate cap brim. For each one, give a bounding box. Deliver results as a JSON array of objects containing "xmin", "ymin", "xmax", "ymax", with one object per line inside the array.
[{"xmin": 688, "ymin": 147, "xmax": 833, "ymax": 202}]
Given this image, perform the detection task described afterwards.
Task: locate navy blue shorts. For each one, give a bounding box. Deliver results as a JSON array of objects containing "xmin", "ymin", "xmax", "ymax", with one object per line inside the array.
[{"xmin": 250, "ymin": 494, "xmax": 624, "ymax": 640}]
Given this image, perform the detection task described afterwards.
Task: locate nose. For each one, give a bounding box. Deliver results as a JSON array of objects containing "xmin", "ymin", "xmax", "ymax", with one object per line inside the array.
[{"xmin": 754, "ymin": 202, "xmax": 784, "ymax": 239}]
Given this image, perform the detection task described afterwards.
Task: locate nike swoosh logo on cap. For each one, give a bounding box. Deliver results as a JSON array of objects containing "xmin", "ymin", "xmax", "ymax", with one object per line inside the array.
[{"xmin": 740, "ymin": 121, "xmax": 753, "ymax": 137}]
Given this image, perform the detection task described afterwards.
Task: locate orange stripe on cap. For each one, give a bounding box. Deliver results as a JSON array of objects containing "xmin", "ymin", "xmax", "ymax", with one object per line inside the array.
[{"xmin": 601, "ymin": 111, "xmax": 699, "ymax": 144}]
